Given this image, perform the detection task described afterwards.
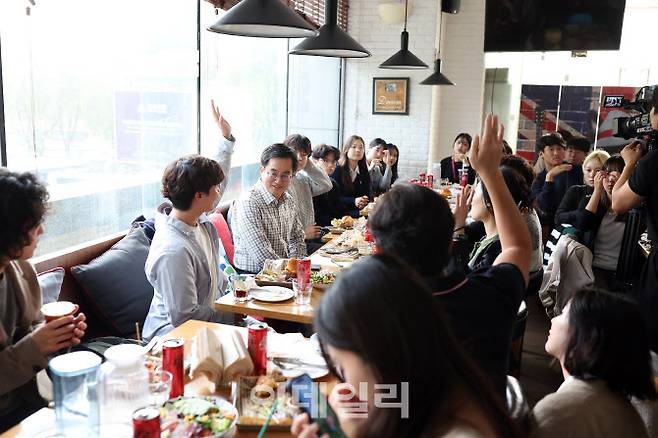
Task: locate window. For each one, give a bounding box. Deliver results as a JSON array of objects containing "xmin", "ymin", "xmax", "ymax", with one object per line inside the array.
[
  {"xmin": 1, "ymin": 0, "xmax": 199, "ymax": 256},
  {"xmin": 1, "ymin": 1, "xmax": 342, "ymax": 255}
]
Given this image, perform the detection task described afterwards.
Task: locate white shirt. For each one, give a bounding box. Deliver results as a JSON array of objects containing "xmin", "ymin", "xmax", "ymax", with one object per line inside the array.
[
  {"xmin": 349, "ymin": 165, "xmax": 359, "ymax": 182},
  {"xmin": 193, "ymin": 224, "xmax": 217, "ymax": 301}
]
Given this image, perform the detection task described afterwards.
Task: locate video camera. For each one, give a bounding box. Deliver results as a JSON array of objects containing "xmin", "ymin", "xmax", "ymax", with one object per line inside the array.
[{"xmin": 603, "ymin": 85, "xmax": 658, "ymax": 151}]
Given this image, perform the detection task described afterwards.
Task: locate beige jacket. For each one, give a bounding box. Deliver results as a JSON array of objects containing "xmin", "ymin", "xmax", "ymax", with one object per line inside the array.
[
  {"xmin": 531, "ymin": 377, "xmax": 649, "ymax": 438},
  {"xmin": 0, "ymin": 260, "xmax": 48, "ymax": 412}
]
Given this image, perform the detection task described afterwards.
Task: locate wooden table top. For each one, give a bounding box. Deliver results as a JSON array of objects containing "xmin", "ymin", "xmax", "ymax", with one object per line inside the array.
[
  {"xmin": 2, "ymin": 320, "xmax": 332, "ymax": 438},
  {"xmin": 214, "ymin": 250, "xmax": 347, "ymax": 325}
]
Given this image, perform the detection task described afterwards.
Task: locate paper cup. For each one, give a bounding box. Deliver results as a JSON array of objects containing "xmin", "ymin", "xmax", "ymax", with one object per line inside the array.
[{"xmin": 42, "ymin": 301, "xmax": 79, "ymax": 323}]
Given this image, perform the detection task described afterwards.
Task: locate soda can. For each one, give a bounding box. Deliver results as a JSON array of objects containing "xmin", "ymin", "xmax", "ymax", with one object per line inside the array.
[
  {"xmin": 162, "ymin": 338, "xmax": 185, "ymax": 398},
  {"xmin": 460, "ymin": 167, "xmax": 469, "ymax": 187},
  {"xmin": 297, "ymin": 258, "xmax": 311, "ymax": 289},
  {"xmin": 248, "ymin": 323, "xmax": 268, "ymax": 375},
  {"xmin": 427, "ymin": 174, "xmax": 434, "ymax": 189},
  {"xmin": 133, "ymin": 406, "xmax": 160, "ymax": 438}
]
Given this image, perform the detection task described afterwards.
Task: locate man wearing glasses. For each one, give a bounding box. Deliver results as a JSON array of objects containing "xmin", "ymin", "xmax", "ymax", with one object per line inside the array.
[{"xmin": 231, "ymin": 144, "xmax": 307, "ymax": 273}]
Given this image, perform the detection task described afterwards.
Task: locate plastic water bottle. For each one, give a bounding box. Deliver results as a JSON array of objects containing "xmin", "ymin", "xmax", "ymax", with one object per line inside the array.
[{"xmin": 49, "ymin": 351, "xmax": 102, "ymax": 438}]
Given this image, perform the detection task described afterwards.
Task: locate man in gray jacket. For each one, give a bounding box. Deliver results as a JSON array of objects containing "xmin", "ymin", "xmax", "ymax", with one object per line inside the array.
[{"xmin": 142, "ymin": 102, "xmax": 235, "ymax": 340}]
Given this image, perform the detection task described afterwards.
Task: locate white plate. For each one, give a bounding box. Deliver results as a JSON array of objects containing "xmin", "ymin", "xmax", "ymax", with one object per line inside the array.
[
  {"xmin": 279, "ymin": 365, "xmax": 329, "ymax": 379},
  {"xmin": 250, "ymin": 286, "xmax": 295, "ymax": 302}
]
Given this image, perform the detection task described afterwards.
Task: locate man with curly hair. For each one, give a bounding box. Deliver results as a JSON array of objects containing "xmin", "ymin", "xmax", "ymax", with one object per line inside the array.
[{"xmin": 0, "ymin": 169, "xmax": 87, "ymax": 430}]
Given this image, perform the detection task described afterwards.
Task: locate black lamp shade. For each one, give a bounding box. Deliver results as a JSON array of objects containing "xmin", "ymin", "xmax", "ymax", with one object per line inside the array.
[
  {"xmin": 207, "ymin": 0, "xmax": 318, "ymax": 38},
  {"xmin": 441, "ymin": 0, "xmax": 460, "ymax": 14},
  {"xmin": 290, "ymin": 24, "xmax": 371, "ymax": 57},
  {"xmin": 420, "ymin": 59, "xmax": 454, "ymax": 85},
  {"xmin": 290, "ymin": 0, "xmax": 370, "ymax": 58},
  {"xmin": 379, "ymin": 31, "xmax": 429, "ymax": 69}
]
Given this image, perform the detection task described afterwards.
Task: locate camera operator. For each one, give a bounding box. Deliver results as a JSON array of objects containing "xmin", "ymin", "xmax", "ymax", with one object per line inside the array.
[{"xmin": 611, "ymin": 91, "xmax": 658, "ymax": 354}]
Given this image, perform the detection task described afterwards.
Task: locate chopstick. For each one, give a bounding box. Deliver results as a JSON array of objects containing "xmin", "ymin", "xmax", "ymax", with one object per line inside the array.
[{"xmin": 257, "ymin": 399, "xmax": 278, "ymax": 438}]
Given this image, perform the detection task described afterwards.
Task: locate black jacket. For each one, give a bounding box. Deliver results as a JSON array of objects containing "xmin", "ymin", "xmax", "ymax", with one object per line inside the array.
[
  {"xmin": 555, "ymin": 185, "xmax": 592, "ymax": 227},
  {"xmin": 331, "ymin": 164, "xmax": 372, "ymax": 217},
  {"xmin": 572, "ymin": 197, "xmax": 627, "ymax": 253},
  {"xmin": 313, "ymin": 179, "xmax": 345, "ymax": 226},
  {"xmin": 531, "ymin": 165, "xmax": 583, "ymax": 227},
  {"xmin": 440, "ymin": 156, "xmax": 476, "ymax": 185}
]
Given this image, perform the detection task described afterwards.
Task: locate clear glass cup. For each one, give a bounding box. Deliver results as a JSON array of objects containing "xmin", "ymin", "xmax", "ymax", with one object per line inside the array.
[
  {"xmin": 292, "ymin": 279, "xmax": 313, "ymax": 306},
  {"xmin": 232, "ymin": 274, "xmax": 251, "ymax": 303},
  {"xmin": 148, "ymin": 368, "xmax": 172, "ymax": 406}
]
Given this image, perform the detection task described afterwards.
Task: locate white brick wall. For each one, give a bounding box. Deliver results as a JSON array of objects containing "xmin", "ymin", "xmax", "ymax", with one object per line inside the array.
[
  {"xmin": 342, "ymin": 0, "xmax": 438, "ymax": 180},
  {"xmin": 428, "ymin": 0, "xmax": 486, "ymax": 168}
]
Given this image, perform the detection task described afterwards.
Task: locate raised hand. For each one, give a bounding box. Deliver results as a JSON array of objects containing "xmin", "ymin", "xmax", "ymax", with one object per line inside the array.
[
  {"xmin": 621, "ymin": 140, "xmax": 642, "ymax": 166},
  {"xmin": 453, "ymin": 184, "xmax": 473, "ymax": 229},
  {"xmin": 211, "ymin": 99, "xmax": 232, "ymax": 140},
  {"xmin": 468, "ymin": 114, "xmax": 504, "ymax": 176}
]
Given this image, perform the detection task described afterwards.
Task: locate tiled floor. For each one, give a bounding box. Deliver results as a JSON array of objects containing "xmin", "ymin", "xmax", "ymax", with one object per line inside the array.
[{"xmin": 519, "ymin": 295, "xmax": 565, "ymax": 407}]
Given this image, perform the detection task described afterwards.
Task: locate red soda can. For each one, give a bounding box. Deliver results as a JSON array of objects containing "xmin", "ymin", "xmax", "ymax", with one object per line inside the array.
[
  {"xmin": 364, "ymin": 227, "xmax": 374, "ymax": 242},
  {"xmin": 427, "ymin": 174, "xmax": 434, "ymax": 188},
  {"xmin": 248, "ymin": 323, "xmax": 268, "ymax": 375},
  {"xmin": 132, "ymin": 406, "xmax": 160, "ymax": 438},
  {"xmin": 162, "ymin": 338, "xmax": 184, "ymax": 398},
  {"xmin": 419, "ymin": 172, "xmax": 426, "ymax": 184},
  {"xmin": 460, "ymin": 167, "xmax": 469, "ymax": 187},
  {"xmin": 297, "ymin": 258, "xmax": 311, "ymax": 289}
]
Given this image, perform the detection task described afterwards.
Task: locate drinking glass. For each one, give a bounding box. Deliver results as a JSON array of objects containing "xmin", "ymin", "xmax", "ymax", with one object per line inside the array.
[
  {"xmin": 148, "ymin": 369, "xmax": 172, "ymax": 406},
  {"xmin": 292, "ymin": 279, "xmax": 313, "ymax": 306},
  {"xmin": 232, "ymin": 274, "xmax": 251, "ymax": 303}
]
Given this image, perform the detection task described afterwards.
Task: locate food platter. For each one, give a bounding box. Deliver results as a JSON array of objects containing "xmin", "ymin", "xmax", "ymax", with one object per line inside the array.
[{"xmin": 160, "ymin": 396, "xmax": 238, "ymax": 437}]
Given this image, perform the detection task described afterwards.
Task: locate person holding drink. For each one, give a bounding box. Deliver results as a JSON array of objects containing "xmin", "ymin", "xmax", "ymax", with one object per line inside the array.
[
  {"xmin": 440, "ymin": 133, "xmax": 476, "ymax": 185},
  {"xmin": 0, "ymin": 169, "xmax": 87, "ymax": 430}
]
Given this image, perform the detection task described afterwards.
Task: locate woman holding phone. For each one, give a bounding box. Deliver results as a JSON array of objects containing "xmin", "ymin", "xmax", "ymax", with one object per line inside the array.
[{"xmin": 291, "ymin": 254, "xmax": 521, "ymax": 438}]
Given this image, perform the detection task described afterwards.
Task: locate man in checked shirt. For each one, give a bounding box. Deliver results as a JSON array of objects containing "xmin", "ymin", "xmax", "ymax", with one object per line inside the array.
[{"xmin": 231, "ymin": 144, "xmax": 307, "ymax": 273}]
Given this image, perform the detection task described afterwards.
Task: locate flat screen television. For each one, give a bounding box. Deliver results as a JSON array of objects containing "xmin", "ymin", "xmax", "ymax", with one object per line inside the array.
[{"xmin": 484, "ymin": 0, "xmax": 627, "ymax": 52}]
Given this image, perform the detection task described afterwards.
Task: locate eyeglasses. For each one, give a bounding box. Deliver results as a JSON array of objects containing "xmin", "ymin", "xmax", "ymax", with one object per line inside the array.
[{"xmin": 265, "ymin": 170, "xmax": 293, "ymax": 181}]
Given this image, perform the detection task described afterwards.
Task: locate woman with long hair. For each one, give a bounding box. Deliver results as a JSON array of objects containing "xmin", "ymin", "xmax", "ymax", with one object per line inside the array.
[
  {"xmin": 555, "ymin": 149, "xmax": 610, "ymax": 225},
  {"xmin": 454, "ymin": 155, "xmax": 541, "ymax": 273},
  {"xmin": 440, "ymin": 133, "xmax": 476, "ymax": 184},
  {"xmin": 292, "ymin": 254, "xmax": 521, "ymax": 438},
  {"xmin": 571, "ymin": 155, "xmax": 627, "ymax": 290},
  {"xmin": 331, "ymin": 135, "xmax": 372, "ymax": 217},
  {"xmin": 382, "ymin": 143, "xmax": 399, "ymax": 189},
  {"xmin": 532, "ymin": 288, "xmax": 656, "ymax": 437}
]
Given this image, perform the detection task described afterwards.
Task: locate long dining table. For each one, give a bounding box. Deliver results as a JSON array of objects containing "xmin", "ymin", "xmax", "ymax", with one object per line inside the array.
[
  {"xmin": 1, "ymin": 319, "xmax": 335, "ymax": 438},
  {"xmin": 214, "ymin": 231, "xmax": 360, "ymax": 325}
]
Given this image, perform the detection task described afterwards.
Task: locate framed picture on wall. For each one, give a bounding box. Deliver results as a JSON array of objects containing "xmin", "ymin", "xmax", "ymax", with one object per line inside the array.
[{"xmin": 372, "ymin": 77, "xmax": 409, "ymax": 115}]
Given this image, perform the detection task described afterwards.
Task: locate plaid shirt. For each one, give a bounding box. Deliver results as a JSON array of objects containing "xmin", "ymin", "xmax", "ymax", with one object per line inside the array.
[{"xmin": 231, "ymin": 180, "xmax": 307, "ymax": 273}]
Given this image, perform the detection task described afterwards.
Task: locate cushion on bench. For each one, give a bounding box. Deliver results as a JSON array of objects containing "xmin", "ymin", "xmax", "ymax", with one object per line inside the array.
[{"xmin": 70, "ymin": 227, "xmax": 154, "ymax": 337}]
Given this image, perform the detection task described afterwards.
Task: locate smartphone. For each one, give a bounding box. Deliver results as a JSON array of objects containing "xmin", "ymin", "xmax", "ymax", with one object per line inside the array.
[{"xmin": 286, "ymin": 373, "xmax": 345, "ymax": 438}]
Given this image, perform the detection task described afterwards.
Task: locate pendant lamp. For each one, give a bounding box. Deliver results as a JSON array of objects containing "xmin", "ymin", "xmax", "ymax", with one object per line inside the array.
[
  {"xmin": 379, "ymin": 0, "xmax": 428, "ymax": 69},
  {"xmin": 290, "ymin": 0, "xmax": 370, "ymax": 58},
  {"xmin": 420, "ymin": 12, "xmax": 453, "ymax": 85},
  {"xmin": 207, "ymin": 0, "xmax": 318, "ymax": 38}
]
